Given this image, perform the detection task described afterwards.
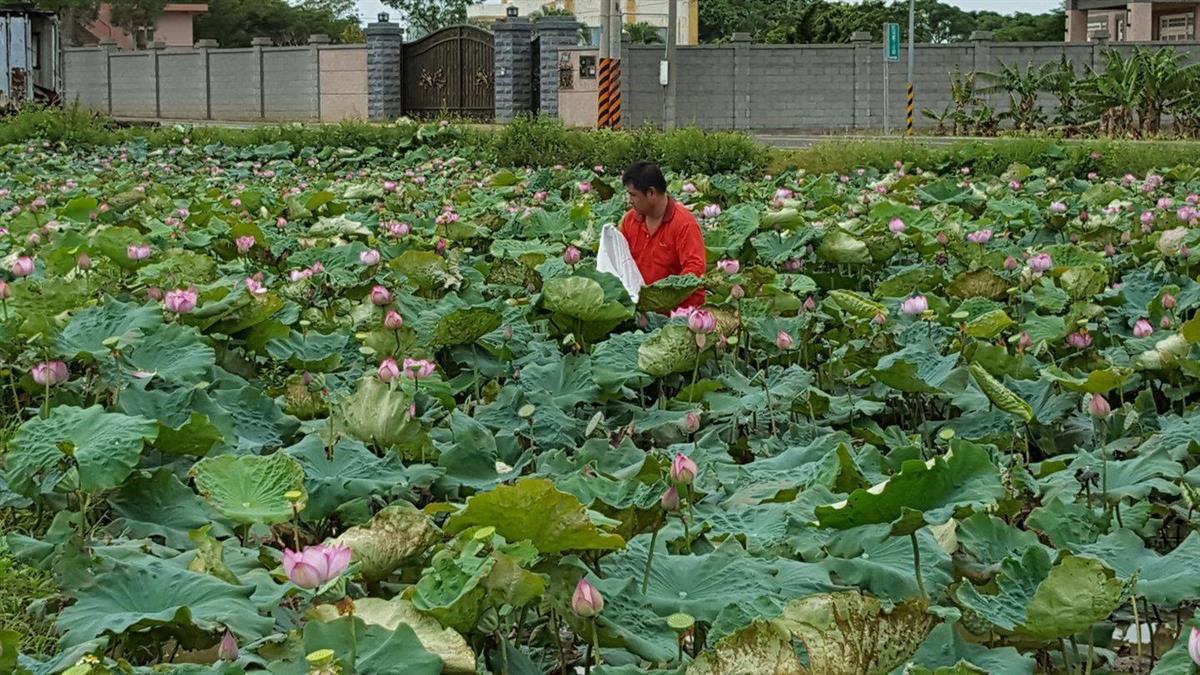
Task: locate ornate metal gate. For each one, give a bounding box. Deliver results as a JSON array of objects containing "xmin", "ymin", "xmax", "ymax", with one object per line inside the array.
[{"xmin": 403, "ymin": 25, "xmax": 494, "ymax": 119}]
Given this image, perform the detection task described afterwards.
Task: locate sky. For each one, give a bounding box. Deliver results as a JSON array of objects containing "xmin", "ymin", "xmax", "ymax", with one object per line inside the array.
[{"xmin": 353, "ymin": 0, "xmax": 1059, "ymax": 24}]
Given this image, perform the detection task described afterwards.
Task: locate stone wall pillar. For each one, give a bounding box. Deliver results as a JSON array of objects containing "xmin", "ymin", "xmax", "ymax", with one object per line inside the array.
[
  {"xmin": 1127, "ymin": 1, "xmax": 1154, "ymax": 41},
  {"xmin": 533, "ymin": 17, "xmax": 580, "ymax": 118},
  {"xmin": 851, "ymin": 31, "xmax": 871, "ymax": 131},
  {"xmin": 732, "ymin": 32, "xmax": 751, "ymax": 130},
  {"xmin": 494, "ymin": 16, "xmax": 534, "ymax": 122},
  {"xmin": 366, "ymin": 19, "xmax": 404, "ymax": 121}
]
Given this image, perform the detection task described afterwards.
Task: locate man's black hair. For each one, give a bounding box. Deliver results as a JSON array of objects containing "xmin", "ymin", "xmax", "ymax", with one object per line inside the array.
[{"xmin": 622, "ymin": 162, "xmax": 668, "ymax": 194}]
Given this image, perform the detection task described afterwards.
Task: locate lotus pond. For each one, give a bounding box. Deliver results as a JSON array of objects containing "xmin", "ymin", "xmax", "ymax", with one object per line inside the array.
[{"xmin": 3, "ymin": 131, "xmax": 1200, "ymax": 675}]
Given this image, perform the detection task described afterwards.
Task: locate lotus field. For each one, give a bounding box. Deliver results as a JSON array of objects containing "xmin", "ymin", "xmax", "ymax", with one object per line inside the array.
[{"xmin": 5, "ymin": 131, "xmax": 1200, "ymax": 675}]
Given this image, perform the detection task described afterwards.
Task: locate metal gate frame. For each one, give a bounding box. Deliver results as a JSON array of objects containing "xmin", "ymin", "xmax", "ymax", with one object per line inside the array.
[{"xmin": 402, "ymin": 24, "xmax": 494, "ymax": 119}]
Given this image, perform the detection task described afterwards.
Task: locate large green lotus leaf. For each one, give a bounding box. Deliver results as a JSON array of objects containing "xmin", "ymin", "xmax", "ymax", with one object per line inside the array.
[
  {"xmin": 637, "ymin": 274, "xmax": 704, "ymax": 313},
  {"xmin": 286, "ymin": 616, "xmax": 442, "ymax": 675},
  {"xmin": 543, "ymin": 276, "xmax": 611, "ymax": 320},
  {"xmin": 4, "ymin": 405, "xmax": 158, "ymax": 496},
  {"xmin": 394, "ymin": 250, "xmax": 454, "ymax": 291},
  {"xmin": 443, "ymin": 478, "xmax": 625, "ymax": 554},
  {"xmin": 433, "ymin": 307, "xmax": 503, "ymax": 346},
  {"xmin": 822, "ymin": 527, "xmax": 952, "ymax": 607},
  {"xmin": 1020, "ymin": 312, "xmax": 1066, "ymax": 346},
  {"xmin": 56, "ymin": 559, "xmax": 273, "ymax": 648},
  {"xmin": 591, "ymin": 331, "xmax": 652, "ymax": 393},
  {"xmin": 0, "ymin": 629, "xmax": 17, "ymax": 673},
  {"xmin": 1039, "ymin": 446, "xmax": 1182, "ymax": 505},
  {"xmin": 94, "ymin": 226, "xmax": 146, "ymax": 268},
  {"xmin": 947, "ymin": 269, "xmax": 1008, "ymax": 300},
  {"xmin": 310, "ymin": 214, "xmax": 371, "ymax": 237},
  {"xmin": 1039, "ymin": 365, "xmax": 1132, "ymax": 394},
  {"xmin": 752, "ymin": 228, "xmax": 818, "ymax": 265},
  {"xmin": 137, "ymin": 251, "xmax": 218, "ymax": 290},
  {"xmin": 774, "ymin": 593, "xmax": 936, "ymax": 675},
  {"xmin": 118, "ymin": 383, "xmax": 235, "ymax": 456},
  {"xmin": 108, "ymin": 470, "xmax": 233, "ymax": 549},
  {"xmin": 815, "ymin": 441, "xmax": 1003, "ymax": 536},
  {"xmin": 190, "ymin": 452, "xmax": 307, "ymax": 525},
  {"xmin": 588, "ymin": 577, "xmax": 680, "ymax": 662},
  {"xmin": 483, "ymin": 549, "xmax": 546, "ymax": 609},
  {"xmin": 489, "ymin": 238, "xmax": 559, "ymax": 260},
  {"xmin": 817, "ymin": 229, "xmax": 872, "ymax": 265},
  {"xmin": 1073, "ymin": 530, "xmax": 1200, "ymax": 606},
  {"xmin": 1024, "ymin": 498, "xmax": 1105, "ymax": 549},
  {"xmin": 60, "ymin": 195, "xmax": 99, "ymax": 223},
  {"xmin": 1059, "ymin": 266, "xmax": 1109, "ymax": 300},
  {"xmin": 1020, "ymin": 555, "xmax": 1124, "ymax": 640},
  {"xmin": 873, "ymin": 341, "xmax": 958, "ymax": 394},
  {"xmin": 123, "ymin": 323, "xmax": 216, "ymax": 383},
  {"xmin": 518, "ymin": 354, "xmax": 600, "ymax": 408},
  {"xmin": 195, "ymin": 289, "xmax": 284, "ymax": 336},
  {"xmin": 265, "ymin": 330, "xmax": 348, "ymax": 371},
  {"xmin": 1140, "ymin": 414, "xmax": 1200, "ymax": 461},
  {"xmin": 963, "ymin": 309, "xmax": 1013, "ymax": 339},
  {"xmin": 310, "ymin": 598, "xmax": 475, "ymax": 673},
  {"xmin": 899, "ymin": 623, "xmax": 1035, "ymax": 675},
  {"xmin": 686, "ymin": 619, "xmax": 804, "ymax": 675},
  {"xmin": 55, "ymin": 298, "xmax": 162, "ymax": 358},
  {"xmin": 408, "ymin": 544, "xmax": 494, "ymax": 634},
  {"xmin": 331, "ymin": 503, "xmax": 442, "ymax": 582},
  {"xmin": 638, "ymin": 323, "xmax": 700, "ymax": 377},
  {"xmin": 286, "ymin": 435, "xmax": 412, "ymax": 521},
  {"xmin": 336, "ymin": 376, "xmax": 430, "ymax": 455},
  {"xmin": 6, "ymin": 276, "xmax": 91, "ymax": 337},
  {"xmin": 212, "ymin": 386, "xmax": 300, "ymax": 453},
  {"xmin": 956, "ymin": 513, "xmax": 1048, "ymax": 571}
]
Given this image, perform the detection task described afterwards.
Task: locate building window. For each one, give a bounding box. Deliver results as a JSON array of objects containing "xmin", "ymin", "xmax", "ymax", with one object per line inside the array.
[
  {"xmin": 589, "ymin": 26, "xmax": 601, "ymax": 46},
  {"xmin": 1160, "ymin": 13, "xmax": 1195, "ymax": 41},
  {"xmin": 30, "ymin": 31, "xmax": 40, "ymax": 69},
  {"xmin": 1086, "ymin": 16, "xmax": 1108, "ymax": 41}
]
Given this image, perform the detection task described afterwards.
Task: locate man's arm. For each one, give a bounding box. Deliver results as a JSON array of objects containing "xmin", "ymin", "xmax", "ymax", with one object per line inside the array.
[{"xmin": 677, "ymin": 219, "xmax": 708, "ymax": 308}]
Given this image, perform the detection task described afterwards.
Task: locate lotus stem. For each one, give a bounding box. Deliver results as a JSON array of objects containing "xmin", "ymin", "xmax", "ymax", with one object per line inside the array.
[
  {"xmin": 642, "ymin": 525, "xmax": 659, "ymax": 594},
  {"xmin": 1131, "ymin": 595, "xmax": 1142, "ymax": 661},
  {"xmin": 910, "ymin": 531, "xmax": 927, "ymax": 599},
  {"xmin": 591, "ymin": 619, "xmax": 602, "ymax": 668}
]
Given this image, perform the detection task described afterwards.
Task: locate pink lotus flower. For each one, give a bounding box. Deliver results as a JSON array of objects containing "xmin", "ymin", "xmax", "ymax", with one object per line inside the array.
[
  {"xmin": 1133, "ymin": 319, "xmax": 1153, "ymax": 338},
  {"xmin": 1162, "ymin": 293, "xmax": 1177, "ymax": 309},
  {"xmin": 687, "ymin": 309, "xmax": 717, "ymax": 334},
  {"xmin": 11, "ymin": 256, "xmax": 34, "ymax": 277},
  {"xmin": 681, "ymin": 410, "xmax": 701, "ymax": 434},
  {"xmin": 388, "ymin": 221, "xmax": 412, "ymax": 238},
  {"xmin": 77, "ymin": 254, "xmax": 92, "ymax": 270},
  {"xmin": 717, "ymin": 259, "xmax": 740, "ymax": 275},
  {"xmin": 282, "ymin": 543, "xmax": 351, "ymax": 589},
  {"xmin": 289, "ymin": 268, "xmax": 313, "ymax": 282},
  {"xmin": 1049, "ymin": 201, "xmax": 1067, "ymax": 214},
  {"xmin": 682, "ymin": 182, "xmax": 697, "ymax": 194},
  {"xmin": 1189, "ymin": 627, "xmax": 1200, "ymax": 666},
  {"xmin": 671, "ymin": 452, "xmax": 698, "ymax": 485},
  {"xmin": 966, "ymin": 229, "xmax": 993, "ymax": 244},
  {"xmin": 873, "ymin": 312, "xmax": 887, "ymax": 325},
  {"xmin": 1017, "ymin": 332, "xmax": 1032, "ymax": 350},
  {"xmin": 383, "ymin": 180, "xmax": 397, "ymax": 192},
  {"xmin": 775, "ymin": 188, "xmax": 793, "ymax": 201},
  {"xmin": 577, "ymin": 181, "xmax": 592, "ymax": 194},
  {"xmin": 1004, "ymin": 256, "xmax": 1019, "ymax": 271},
  {"xmin": 571, "ymin": 579, "xmax": 604, "ymax": 618},
  {"xmin": 702, "ymin": 204, "xmax": 722, "ymax": 220},
  {"xmin": 30, "ymin": 361, "xmax": 68, "ymax": 387},
  {"xmin": 244, "ymin": 275, "xmax": 267, "ymax": 297},
  {"xmin": 377, "ymin": 357, "xmax": 401, "ymax": 382},
  {"xmin": 729, "ymin": 284, "xmax": 744, "ymax": 299},
  {"xmin": 369, "ymin": 285, "xmax": 392, "ymax": 306},
  {"xmin": 402, "ymin": 358, "xmax": 436, "ymax": 380},
  {"xmin": 1009, "ymin": 180, "xmax": 1022, "ymax": 190},
  {"xmin": 901, "ymin": 295, "xmax": 928, "ymax": 316},
  {"xmin": 235, "ymin": 236, "xmax": 255, "ymax": 254},
  {"xmin": 661, "ymin": 486, "xmax": 680, "ymax": 511},
  {"xmin": 276, "ymin": 216, "xmax": 288, "ymax": 228},
  {"xmin": 127, "ymin": 243, "xmax": 152, "ymax": 261},
  {"xmin": 1087, "ymin": 172, "xmax": 1098, "ymax": 181},
  {"xmin": 218, "ymin": 630, "xmax": 238, "ymax": 662},
  {"xmin": 1068, "ymin": 330, "xmax": 1093, "ymax": 350},
  {"xmin": 1028, "ymin": 253, "xmax": 1053, "ymax": 273},
  {"xmin": 888, "ymin": 218, "xmax": 905, "ymax": 235},
  {"xmin": 384, "ymin": 310, "xmax": 404, "ymax": 330},
  {"xmin": 1158, "ymin": 197, "xmax": 1174, "ymax": 210},
  {"xmin": 776, "ymin": 330, "xmax": 794, "ymax": 350},
  {"xmin": 785, "ymin": 258, "xmax": 804, "ymax": 272},
  {"xmin": 803, "ymin": 296, "xmax": 817, "ymax": 312},
  {"xmin": 435, "ymin": 238, "xmax": 447, "ymax": 255},
  {"xmin": 359, "ymin": 249, "xmax": 381, "ymax": 266},
  {"xmin": 1088, "ymin": 394, "xmax": 1111, "ymax": 419},
  {"xmin": 563, "ymin": 245, "xmax": 581, "ymax": 265},
  {"xmin": 164, "ymin": 287, "xmax": 199, "ymax": 314},
  {"xmin": 669, "ymin": 306, "xmax": 694, "ymax": 320}
]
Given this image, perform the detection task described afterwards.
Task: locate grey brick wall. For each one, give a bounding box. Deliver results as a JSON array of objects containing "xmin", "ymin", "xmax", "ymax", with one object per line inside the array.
[
  {"xmin": 208, "ymin": 50, "xmax": 261, "ymax": 121},
  {"xmin": 157, "ymin": 51, "xmax": 207, "ymax": 119},
  {"xmin": 622, "ymin": 39, "xmax": 1200, "ymax": 132},
  {"xmin": 263, "ymin": 48, "xmax": 319, "ymax": 120},
  {"xmin": 366, "ymin": 21, "xmax": 403, "ymax": 121},
  {"xmin": 494, "ymin": 17, "xmax": 533, "ymax": 122},
  {"xmin": 108, "ymin": 53, "xmax": 155, "ymax": 118},
  {"xmin": 63, "ymin": 48, "xmax": 111, "ymax": 113}
]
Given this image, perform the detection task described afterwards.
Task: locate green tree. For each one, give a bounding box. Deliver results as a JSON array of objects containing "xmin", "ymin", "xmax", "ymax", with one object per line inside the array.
[
  {"xmin": 193, "ymin": 0, "xmax": 361, "ymax": 46},
  {"xmin": 626, "ymin": 21, "xmax": 662, "ymax": 45},
  {"xmin": 8, "ymin": 0, "xmax": 102, "ymax": 46},
  {"xmin": 381, "ymin": 0, "xmax": 478, "ymax": 38},
  {"xmin": 107, "ymin": 0, "xmax": 168, "ymax": 49}
]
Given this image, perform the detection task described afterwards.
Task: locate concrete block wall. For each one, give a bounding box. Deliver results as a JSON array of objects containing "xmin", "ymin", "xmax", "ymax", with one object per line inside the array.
[
  {"xmin": 621, "ymin": 38, "xmax": 1200, "ymax": 132},
  {"xmin": 63, "ymin": 42, "xmax": 367, "ymax": 123}
]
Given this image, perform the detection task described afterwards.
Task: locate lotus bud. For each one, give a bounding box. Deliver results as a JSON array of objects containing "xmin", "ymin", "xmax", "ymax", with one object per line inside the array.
[
  {"xmin": 11, "ymin": 256, "xmax": 34, "ymax": 277},
  {"xmin": 146, "ymin": 286, "xmax": 163, "ymax": 300},
  {"xmin": 378, "ymin": 357, "xmax": 401, "ymax": 382},
  {"xmin": 729, "ymin": 284, "xmax": 744, "ymax": 299},
  {"xmin": 76, "ymin": 253, "xmax": 92, "ymax": 270},
  {"xmin": 1017, "ymin": 332, "xmax": 1032, "ymax": 350},
  {"xmin": 30, "ymin": 361, "xmax": 68, "ymax": 387},
  {"xmin": 1068, "ymin": 330, "xmax": 1093, "ymax": 350},
  {"xmin": 936, "ymin": 232, "xmax": 949, "ymax": 245},
  {"xmin": 889, "ymin": 218, "xmax": 906, "ymax": 235},
  {"xmin": 687, "ymin": 309, "xmax": 717, "ymax": 335},
  {"xmin": 384, "ymin": 310, "xmax": 404, "ymax": 330},
  {"xmin": 1162, "ymin": 293, "xmax": 1177, "ymax": 309},
  {"xmin": 369, "ymin": 285, "xmax": 392, "ymax": 306},
  {"xmin": 681, "ymin": 410, "xmax": 701, "ymax": 434},
  {"xmin": 776, "ymin": 330, "xmax": 794, "ymax": 350},
  {"xmin": 383, "ymin": 180, "xmax": 397, "ymax": 192},
  {"xmin": 0, "ymin": 281, "xmax": 9, "ymax": 299},
  {"xmin": 716, "ymin": 259, "xmax": 740, "ymax": 275},
  {"xmin": 1162, "ymin": 316, "xmax": 1173, "ymax": 329},
  {"xmin": 671, "ymin": 453, "xmax": 698, "ymax": 485},
  {"xmin": 1121, "ymin": 231, "xmax": 1131, "ymax": 243},
  {"xmin": 1079, "ymin": 210, "xmax": 1089, "ymax": 222},
  {"xmin": 702, "ymin": 204, "xmax": 722, "ymax": 219},
  {"xmin": 563, "ymin": 245, "xmax": 581, "ymax": 265},
  {"xmin": 901, "ymin": 295, "xmax": 928, "ymax": 316},
  {"xmin": 235, "ymin": 236, "xmax": 255, "ymax": 254},
  {"xmin": 1050, "ymin": 201, "xmax": 1067, "ymax": 214},
  {"xmin": 218, "ymin": 630, "xmax": 238, "ymax": 662},
  {"xmin": 435, "ymin": 238, "xmax": 447, "ymax": 255},
  {"xmin": 302, "ymin": 370, "xmax": 313, "ymax": 386},
  {"xmin": 1133, "ymin": 319, "xmax": 1153, "ymax": 338},
  {"xmin": 1004, "ymin": 256, "xmax": 1019, "ymax": 271},
  {"xmin": 1028, "ymin": 253, "xmax": 1053, "ymax": 273},
  {"xmin": 577, "ymin": 181, "xmax": 592, "ymax": 194},
  {"xmin": 1088, "ymin": 394, "xmax": 1111, "ymax": 419},
  {"xmin": 571, "ymin": 579, "xmax": 604, "ymax": 618},
  {"xmin": 803, "ymin": 296, "xmax": 817, "ymax": 312},
  {"xmin": 873, "ymin": 312, "xmax": 887, "ymax": 325},
  {"xmin": 1189, "ymin": 627, "xmax": 1200, "ymax": 666},
  {"xmin": 504, "ymin": 325, "xmax": 514, "ymax": 340},
  {"xmin": 661, "ymin": 486, "xmax": 680, "ymax": 511}
]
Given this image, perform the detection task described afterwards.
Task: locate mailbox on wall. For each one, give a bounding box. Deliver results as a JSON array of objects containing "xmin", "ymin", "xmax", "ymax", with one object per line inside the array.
[{"xmin": 579, "ymin": 55, "xmax": 597, "ymax": 79}]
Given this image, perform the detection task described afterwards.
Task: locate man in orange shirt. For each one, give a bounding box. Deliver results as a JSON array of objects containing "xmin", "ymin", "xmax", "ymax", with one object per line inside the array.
[{"xmin": 619, "ymin": 162, "xmax": 708, "ymax": 310}]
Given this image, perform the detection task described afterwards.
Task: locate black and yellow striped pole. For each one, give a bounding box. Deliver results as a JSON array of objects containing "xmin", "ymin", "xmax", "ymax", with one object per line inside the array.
[
  {"xmin": 906, "ymin": 82, "xmax": 914, "ymax": 136},
  {"xmin": 597, "ymin": 57, "xmax": 622, "ymax": 129}
]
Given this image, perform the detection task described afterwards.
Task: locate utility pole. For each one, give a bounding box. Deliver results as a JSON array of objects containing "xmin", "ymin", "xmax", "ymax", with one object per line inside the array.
[
  {"xmin": 664, "ymin": 0, "xmax": 678, "ymax": 129},
  {"xmin": 906, "ymin": 0, "xmax": 915, "ymax": 136},
  {"xmin": 599, "ymin": 0, "xmax": 610, "ymax": 60}
]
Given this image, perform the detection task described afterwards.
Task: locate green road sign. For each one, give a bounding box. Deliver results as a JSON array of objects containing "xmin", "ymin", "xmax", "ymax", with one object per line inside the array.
[{"xmin": 886, "ymin": 23, "xmax": 901, "ymax": 62}]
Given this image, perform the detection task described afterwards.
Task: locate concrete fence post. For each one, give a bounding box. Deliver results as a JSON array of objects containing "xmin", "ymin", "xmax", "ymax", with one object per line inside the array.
[
  {"xmin": 366, "ymin": 19, "xmax": 404, "ymax": 121},
  {"xmin": 533, "ymin": 16, "xmax": 580, "ymax": 118},
  {"xmin": 970, "ymin": 31, "xmax": 993, "ymax": 109},
  {"xmin": 99, "ymin": 38, "xmax": 118, "ymax": 115},
  {"xmin": 251, "ymin": 37, "xmax": 272, "ymax": 120},
  {"xmin": 494, "ymin": 15, "xmax": 533, "ymax": 122},
  {"xmin": 850, "ymin": 31, "xmax": 871, "ymax": 131},
  {"xmin": 194, "ymin": 39, "xmax": 217, "ymax": 120},
  {"xmin": 732, "ymin": 32, "xmax": 751, "ymax": 130},
  {"xmin": 309, "ymin": 34, "xmax": 330, "ymax": 122},
  {"xmin": 149, "ymin": 41, "xmax": 164, "ymax": 118}
]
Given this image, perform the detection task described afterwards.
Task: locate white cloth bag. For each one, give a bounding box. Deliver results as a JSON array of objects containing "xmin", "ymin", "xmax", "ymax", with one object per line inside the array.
[{"xmin": 595, "ymin": 222, "xmax": 645, "ymax": 303}]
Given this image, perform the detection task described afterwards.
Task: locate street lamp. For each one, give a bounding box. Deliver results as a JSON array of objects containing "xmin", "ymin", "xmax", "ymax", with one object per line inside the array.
[
  {"xmin": 507, "ymin": 6, "xmax": 519, "ymax": 18},
  {"xmin": 378, "ymin": 12, "xmax": 390, "ymax": 23}
]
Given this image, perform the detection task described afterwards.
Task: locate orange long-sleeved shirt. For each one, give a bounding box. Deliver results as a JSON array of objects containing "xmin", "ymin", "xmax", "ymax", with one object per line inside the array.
[{"xmin": 620, "ymin": 199, "xmax": 707, "ymax": 310}]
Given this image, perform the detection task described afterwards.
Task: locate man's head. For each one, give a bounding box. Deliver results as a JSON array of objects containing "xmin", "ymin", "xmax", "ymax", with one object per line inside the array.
[{"xmin": 622, "ymin": 162, "xmax": 668, "ymax": 217}]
